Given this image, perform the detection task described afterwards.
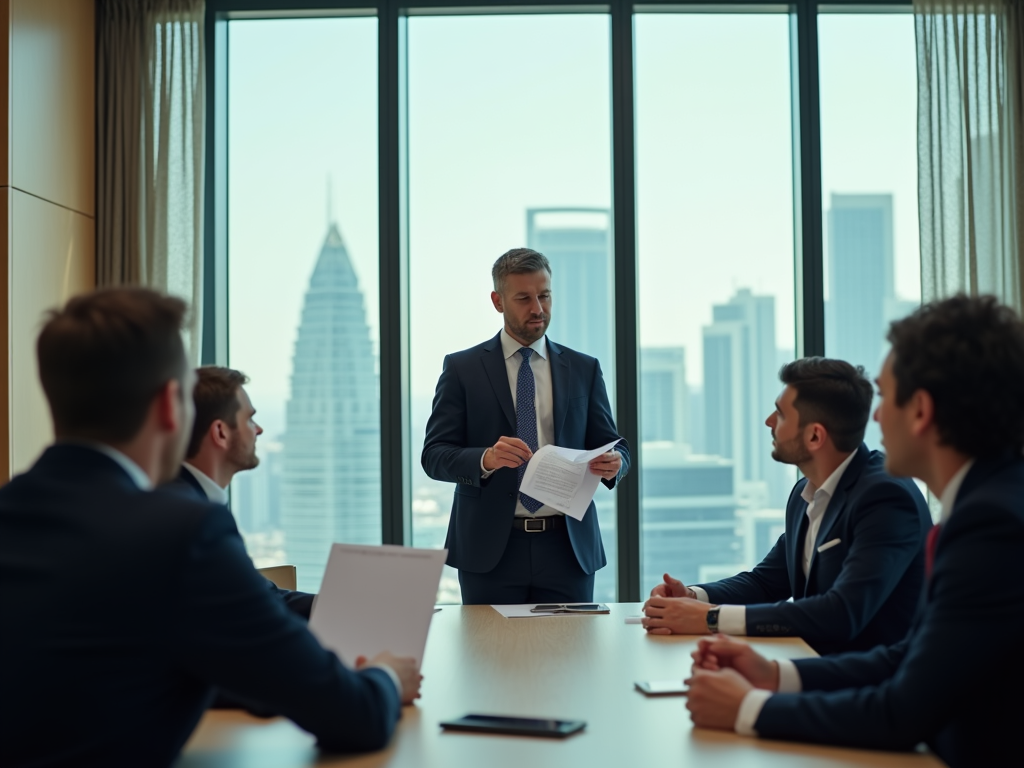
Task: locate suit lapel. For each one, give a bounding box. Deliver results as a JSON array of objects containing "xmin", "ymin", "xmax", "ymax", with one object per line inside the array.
[
  {"xmin": 812, "ymin": 444, "xmax": 869, "ymax": 554},
  {"xmin": 788, "ymin": 485, "xmax": 810, "ymax": 597},
  {"xmin": 480, "ymin": 333, "xmax": 516, "ymax": 432},
  {"xmin": 548, "ymin": 338, "xmax": 569, "ymax": 443}
]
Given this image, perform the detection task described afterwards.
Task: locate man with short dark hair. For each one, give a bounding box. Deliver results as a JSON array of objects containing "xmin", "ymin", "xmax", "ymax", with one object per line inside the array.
[
  {"xmin": 422, "ymin": 248, "xmax": 630, "ymax": 604},
  {"xmin": 0, "ymin": 288, "xmax": 421, "ymax": 767},
  {"xmin": 684, "ymin": 295, "xmax": 1024, "ymax": 768},
  {"xmin": 168, "ymin": 366, "xmax": 313, "ymax": 618},
  {"xmin": 643, "ymin": 357, "xmax": 931, "ymax": 655}
]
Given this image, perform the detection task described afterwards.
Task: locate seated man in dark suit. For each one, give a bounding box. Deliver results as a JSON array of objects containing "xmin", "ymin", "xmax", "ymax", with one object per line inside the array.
[
  {"xmin": 684, "ymin": 295, "xmax": 1024, "ymax": 768},
  {"xmin": 164, "ymin": 365, "xmax": 314, "ymax": 618},
  {"xmin": 643, "ymin": 357, "xmax": 931, "ymax": 655},
  {"xmin": 0, "ymin": 288, "xmax": 421, "ymax": 768}
]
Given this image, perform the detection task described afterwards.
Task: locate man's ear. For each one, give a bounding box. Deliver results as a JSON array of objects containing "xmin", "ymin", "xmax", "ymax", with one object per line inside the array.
[
  {"xmin": 804, "ymin": 422, "xmax": 827, "ymax": 452},
  {"xmin": 154, "ymin": 380, "xmax": 181, "ymax": 433},
  {"xmin": 208, "ymin": 420, "xmax": 230, "ymax": 450},
  {"xmin": 491, "ymin": 290, "xmax": 504, "ymax": 313},
  {"xmin": 908, "ymin": 389, "xmax": 935, "ymax": 438}
]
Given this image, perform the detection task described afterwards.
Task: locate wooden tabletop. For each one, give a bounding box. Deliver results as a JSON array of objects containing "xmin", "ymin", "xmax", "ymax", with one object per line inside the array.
[{"xmin": 178, "ymin": 604, "xmax": 943, "ymax": 768}]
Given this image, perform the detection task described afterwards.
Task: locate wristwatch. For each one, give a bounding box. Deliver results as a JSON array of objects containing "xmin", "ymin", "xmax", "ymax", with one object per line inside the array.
[{"xmin": 706, "ymin": 607, "xmax": 720, "ymax": 634}]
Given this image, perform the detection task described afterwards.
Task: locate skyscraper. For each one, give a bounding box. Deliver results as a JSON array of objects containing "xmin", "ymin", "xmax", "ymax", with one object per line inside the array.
[
  {"xmin": 640, "ymin": 347, "xmax": 687, "ymax": 444},
  {"xmin": 826, "ymin": 193, "xmax": 894, "ymax": 378},
  {"xmin": 702, "ymin": 289, "xmax": 779, "ymax": 497},
  {"xmin": 526, "ymin": 208, "xmax": 612, "ymax": 370},
  {"xmin": 280, "ymin": 222, "xmax": 381, "ymax": 592}
]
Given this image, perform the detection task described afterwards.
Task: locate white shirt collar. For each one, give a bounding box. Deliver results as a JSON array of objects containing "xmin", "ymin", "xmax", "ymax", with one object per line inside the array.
[
  {"xmin": 938, "ymin": 459, "xmax": 975, "ymax": 524},
  {"xmin": 500, "ymin": 328, "xmax": 548, "ymax": 362},
  {"xmin": 801, "ymin": 449, "xmax": 858, "ymax": 505},
  {"xmin": 76, "ymin": 441, "xmax": 153, "ymax": 491},
  {"xmin": 182, "ymin": 462, "xmax": 230, "ymax": 505}
]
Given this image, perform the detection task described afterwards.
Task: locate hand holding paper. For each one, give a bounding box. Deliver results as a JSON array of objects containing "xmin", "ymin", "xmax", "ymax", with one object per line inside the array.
[{"xmin": 518, "ymin": 438, "xmax": 622, "ymax": 520}]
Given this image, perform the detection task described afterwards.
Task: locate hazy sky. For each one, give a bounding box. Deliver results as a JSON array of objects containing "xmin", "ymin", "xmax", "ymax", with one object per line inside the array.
[{"xmin": 226, "ymin": 11, "xmax": 919, "ymax": 443}]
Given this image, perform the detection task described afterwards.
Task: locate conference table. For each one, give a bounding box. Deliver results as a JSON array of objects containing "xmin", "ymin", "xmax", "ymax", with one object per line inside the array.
[{"xmin": 178, "ymin": 604, "xmax": 943, "ymax": 768}]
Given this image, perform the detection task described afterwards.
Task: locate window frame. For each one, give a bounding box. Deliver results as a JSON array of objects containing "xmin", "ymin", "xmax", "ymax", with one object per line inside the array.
[{"xmin": 203, "ymin": 0, "xmax": 912, "ymax": 601}]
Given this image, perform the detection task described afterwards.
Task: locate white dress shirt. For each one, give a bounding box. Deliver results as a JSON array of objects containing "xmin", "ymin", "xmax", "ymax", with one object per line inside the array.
[
  {"xmin": 182, "ymin": 462, "xmax": 230, "ymax": 505},
  {"xmin": 479, "ymin": 328, "xmax": 560, "ymax": 518},
  {"xmin": 734, "ymin": 457, "xmax": 976, "ymax": 737},
  {"xmin": 692, "ymin": 450, "xmax": 858, "ymax": 636}
]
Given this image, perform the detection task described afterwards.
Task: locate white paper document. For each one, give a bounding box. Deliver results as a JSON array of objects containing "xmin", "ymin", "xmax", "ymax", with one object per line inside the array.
[
  {"xmin": 308, "ymin": 543, "xmax": 447, "ymax": 666},
  {"xmin": 518, "ymin": 438, "xmax": 622, "ymax": 520}
]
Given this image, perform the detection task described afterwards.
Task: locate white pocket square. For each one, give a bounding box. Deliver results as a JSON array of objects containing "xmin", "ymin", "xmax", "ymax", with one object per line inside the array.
[{"xmin": 817, "ymin": 538, "xmax": 841, "ymax": 553}]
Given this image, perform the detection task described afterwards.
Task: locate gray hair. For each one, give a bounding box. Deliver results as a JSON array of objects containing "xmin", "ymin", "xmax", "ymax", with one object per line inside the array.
[{"xmin": 491, "ymin": 248, "xmax": 552, "ymax": 294}]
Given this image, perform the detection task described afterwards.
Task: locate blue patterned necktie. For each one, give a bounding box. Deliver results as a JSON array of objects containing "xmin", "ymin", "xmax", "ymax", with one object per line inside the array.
[{"xmin": 516, "ymin": 347, "xmax": 543, "ymax": 513}]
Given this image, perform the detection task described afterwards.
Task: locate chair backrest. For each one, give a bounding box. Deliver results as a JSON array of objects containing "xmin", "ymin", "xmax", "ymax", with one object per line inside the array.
[{"xmin": 257, "ymin": 564, "xmax": 297, "ymax": 591}]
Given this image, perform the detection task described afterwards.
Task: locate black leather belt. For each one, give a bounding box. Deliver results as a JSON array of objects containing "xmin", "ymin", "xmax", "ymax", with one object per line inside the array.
[{"xmin": 512, "ymin": 516, "xmax": 565, "ymax": 533}]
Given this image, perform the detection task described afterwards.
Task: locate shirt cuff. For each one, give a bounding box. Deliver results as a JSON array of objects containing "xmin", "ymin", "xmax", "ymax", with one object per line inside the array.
[
  {"xmin": 735, "ymin": 689, "xmax": 773, "ymax": 737},
  {"xmin": 717, "ymin": 605, "xmax": 746, "ymax": 636},
  {"xmin": 367, "ymin": 663, "xmax": 403, "ymax": 701},
  {"xmin": 690, "ymin": 586, "xmax": 710, "ymax": 602},
  {"xmin": 775, "ymin": 659, "xmax": 803, "ymax": 693},
  {"xmin": 479, "ymin": 451, "xmax": 495, "ymax": 479}
]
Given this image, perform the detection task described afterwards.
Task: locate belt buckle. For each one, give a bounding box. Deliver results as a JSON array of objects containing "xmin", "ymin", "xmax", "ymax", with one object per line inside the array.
[{"xmin": 524, "ymin": 518, "xmax": 546, "ymax": 533}]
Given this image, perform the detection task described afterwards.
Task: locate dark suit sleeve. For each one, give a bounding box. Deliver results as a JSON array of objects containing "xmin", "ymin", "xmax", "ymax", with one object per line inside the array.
[
  {"xmin": 791, "ymin": 638, "xmax": 909, "ymax": 692},
  {"xmin": 268, "ymin": 582, "xmax": 316, "ymax": 620},
  {"xmin": 584, "ymin": 359, "xmax": 629, "ymax": 489},
  {"xmin": 421, "ymin": 355, "xmax": 488, "ymax": 488},
  {"xmin": 697, "ymin": 532, "xmax": 793, "ymax": 606},
  {"xmin": 754, "ymin": 500, "xmax": 1024, "ymax": 751},
  {"xmin": 171, "ymin": 507, "xmax": 401, "ymax": 753},
  {"xmin": 739, "ymin": 482, "xmax": 924, "ymax": 642}
]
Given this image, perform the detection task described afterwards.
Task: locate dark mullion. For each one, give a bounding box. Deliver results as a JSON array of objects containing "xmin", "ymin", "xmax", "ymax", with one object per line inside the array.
[
  {"xmin": 610, "ymin": 0, "xmax": 641, "ymax": 603},
  {"xmin": 379, "ymin": 0, "xmax": 412, "ymax": 545},
  {"xmin": 202, "ymin": 11, "xmax": 229, "ymax": 365},
  {"xmin": 791, "ymin": 0, "xmax": 825, "ymax": 357}
]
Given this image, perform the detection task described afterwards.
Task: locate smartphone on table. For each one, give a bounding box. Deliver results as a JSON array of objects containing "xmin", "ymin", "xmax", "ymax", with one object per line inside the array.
[
  {"xmin": 634, "ymin": 680, "xmax": 689, "ymax": 696},
  {"xmin": 440, "ymin": 714, "xmax": 586, "ymax": 738}
]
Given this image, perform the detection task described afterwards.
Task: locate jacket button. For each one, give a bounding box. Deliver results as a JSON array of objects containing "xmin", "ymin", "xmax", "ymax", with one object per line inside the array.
[{"xmin": 508, "ymin": 492, "xmax": 514, "ymax": 500}]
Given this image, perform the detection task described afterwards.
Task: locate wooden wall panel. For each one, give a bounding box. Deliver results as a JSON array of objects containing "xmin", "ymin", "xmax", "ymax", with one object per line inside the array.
[
  {"xmin": 10, "ymin": 0, "xmax": 94, "ymax": 216},
  {"xmin": 9, "ymin": 190, "xmax": 94, "ymax": 475}
]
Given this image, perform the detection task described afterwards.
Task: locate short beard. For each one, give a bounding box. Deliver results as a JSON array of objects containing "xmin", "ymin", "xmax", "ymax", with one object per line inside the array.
[
  {"xmin": 507, "ymin": 315, "xmax": 549, "ymax": 344},
  {"xmin": 227, "ymin": 439, "xmax": 259, "ymax": 473},
  {"xmin": 771, "ymin": 436, "xmax": 812, "ymax": 466}
]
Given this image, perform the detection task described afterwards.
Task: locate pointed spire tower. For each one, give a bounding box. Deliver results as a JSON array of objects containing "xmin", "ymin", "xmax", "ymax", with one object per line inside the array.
[{"xmin": 281, "ymin": 219, "xmax": 381, "ymax": 590}]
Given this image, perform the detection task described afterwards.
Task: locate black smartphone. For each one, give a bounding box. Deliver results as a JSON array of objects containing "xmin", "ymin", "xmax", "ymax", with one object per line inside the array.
[
  {"xmin": 440, "ymin": 714, "xmax": 586, "ymax": 738},
  {"xmin": 634, "ymin": 680, "xmax": 690, "ymax": 696}
]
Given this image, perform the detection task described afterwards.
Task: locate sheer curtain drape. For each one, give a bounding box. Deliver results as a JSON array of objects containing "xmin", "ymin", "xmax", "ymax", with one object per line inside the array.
[
  {"xmin": 916, "ymin": 0, "xmax": 1024, "ymax": 309},
  {"xmin": 97, "ymin": 0, "xmax": 205, "ymax": 361}
]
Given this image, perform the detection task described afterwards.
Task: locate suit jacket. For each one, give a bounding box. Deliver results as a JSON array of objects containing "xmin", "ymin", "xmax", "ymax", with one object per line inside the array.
[
  {"xmin": 0, "ymin": 445, "xmax": 400, "ymax": 768},
  {"xmin": 754, "ymin": 453, "xmax": 1024, "ymax": 768},
  {"xmin": 695, "ymin": 445, "xmax": 931, "ymax": 654},
  {"xmin": 164, "ymin": 467, "xmax": 316, "ymax": 619},
  {"xmin": 421, "ymin": 332, "xmax": 629, "ymax": 574}
]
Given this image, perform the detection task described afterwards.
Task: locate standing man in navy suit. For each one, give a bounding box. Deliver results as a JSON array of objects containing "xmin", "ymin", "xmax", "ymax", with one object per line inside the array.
[
  {"xmin": 422, "ymin": 248, "xmax": 629, "ymax": 604},
  {"xmin": 0, "ymin": 288, "xmax": 421, "ymax": 767},
  {"xmin": 684, "ymin": 295, "xmax": 1024, "ymax": 768},
  {"xmin": 164, "ymin": 365, "xmax": 315, "ymax": 619},
  {"xmin": 643, "ymin": 358, "xmax": 931, "ymax": 655}
]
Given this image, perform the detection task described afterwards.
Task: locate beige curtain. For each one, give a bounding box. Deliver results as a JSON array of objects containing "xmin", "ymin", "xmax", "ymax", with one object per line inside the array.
[
  {"xmin": 916, "ymin": 0, "xmax": 1024, "ymax": 309},
  {"xmin": 97, "ymin": 0, "xmax": 206, "ymax": 362}
]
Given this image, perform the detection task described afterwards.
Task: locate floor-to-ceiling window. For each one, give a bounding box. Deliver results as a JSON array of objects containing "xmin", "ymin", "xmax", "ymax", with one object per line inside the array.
[
  {"xmin": 406, "ymin": 14, "xmax": 616, "ymax": 602},
  {"xmin": 225, "ymin": 16, "xmax": 381, "ymax": 592},
  {"xmin": 634, "ymin": 11, "xmax": 798, "ymax": 591}
]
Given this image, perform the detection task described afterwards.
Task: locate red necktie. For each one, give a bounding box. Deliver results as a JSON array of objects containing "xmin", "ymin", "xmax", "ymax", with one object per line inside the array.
[{"xmin": 925, "ymin": 524, "xmax": 942, "ymax": 579}]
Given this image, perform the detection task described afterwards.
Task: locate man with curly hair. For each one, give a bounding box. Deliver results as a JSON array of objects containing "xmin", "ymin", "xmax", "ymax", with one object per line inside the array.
[{"xmin": 683, "ymin": 294, "xmax": 1024, "ymax": 768}]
